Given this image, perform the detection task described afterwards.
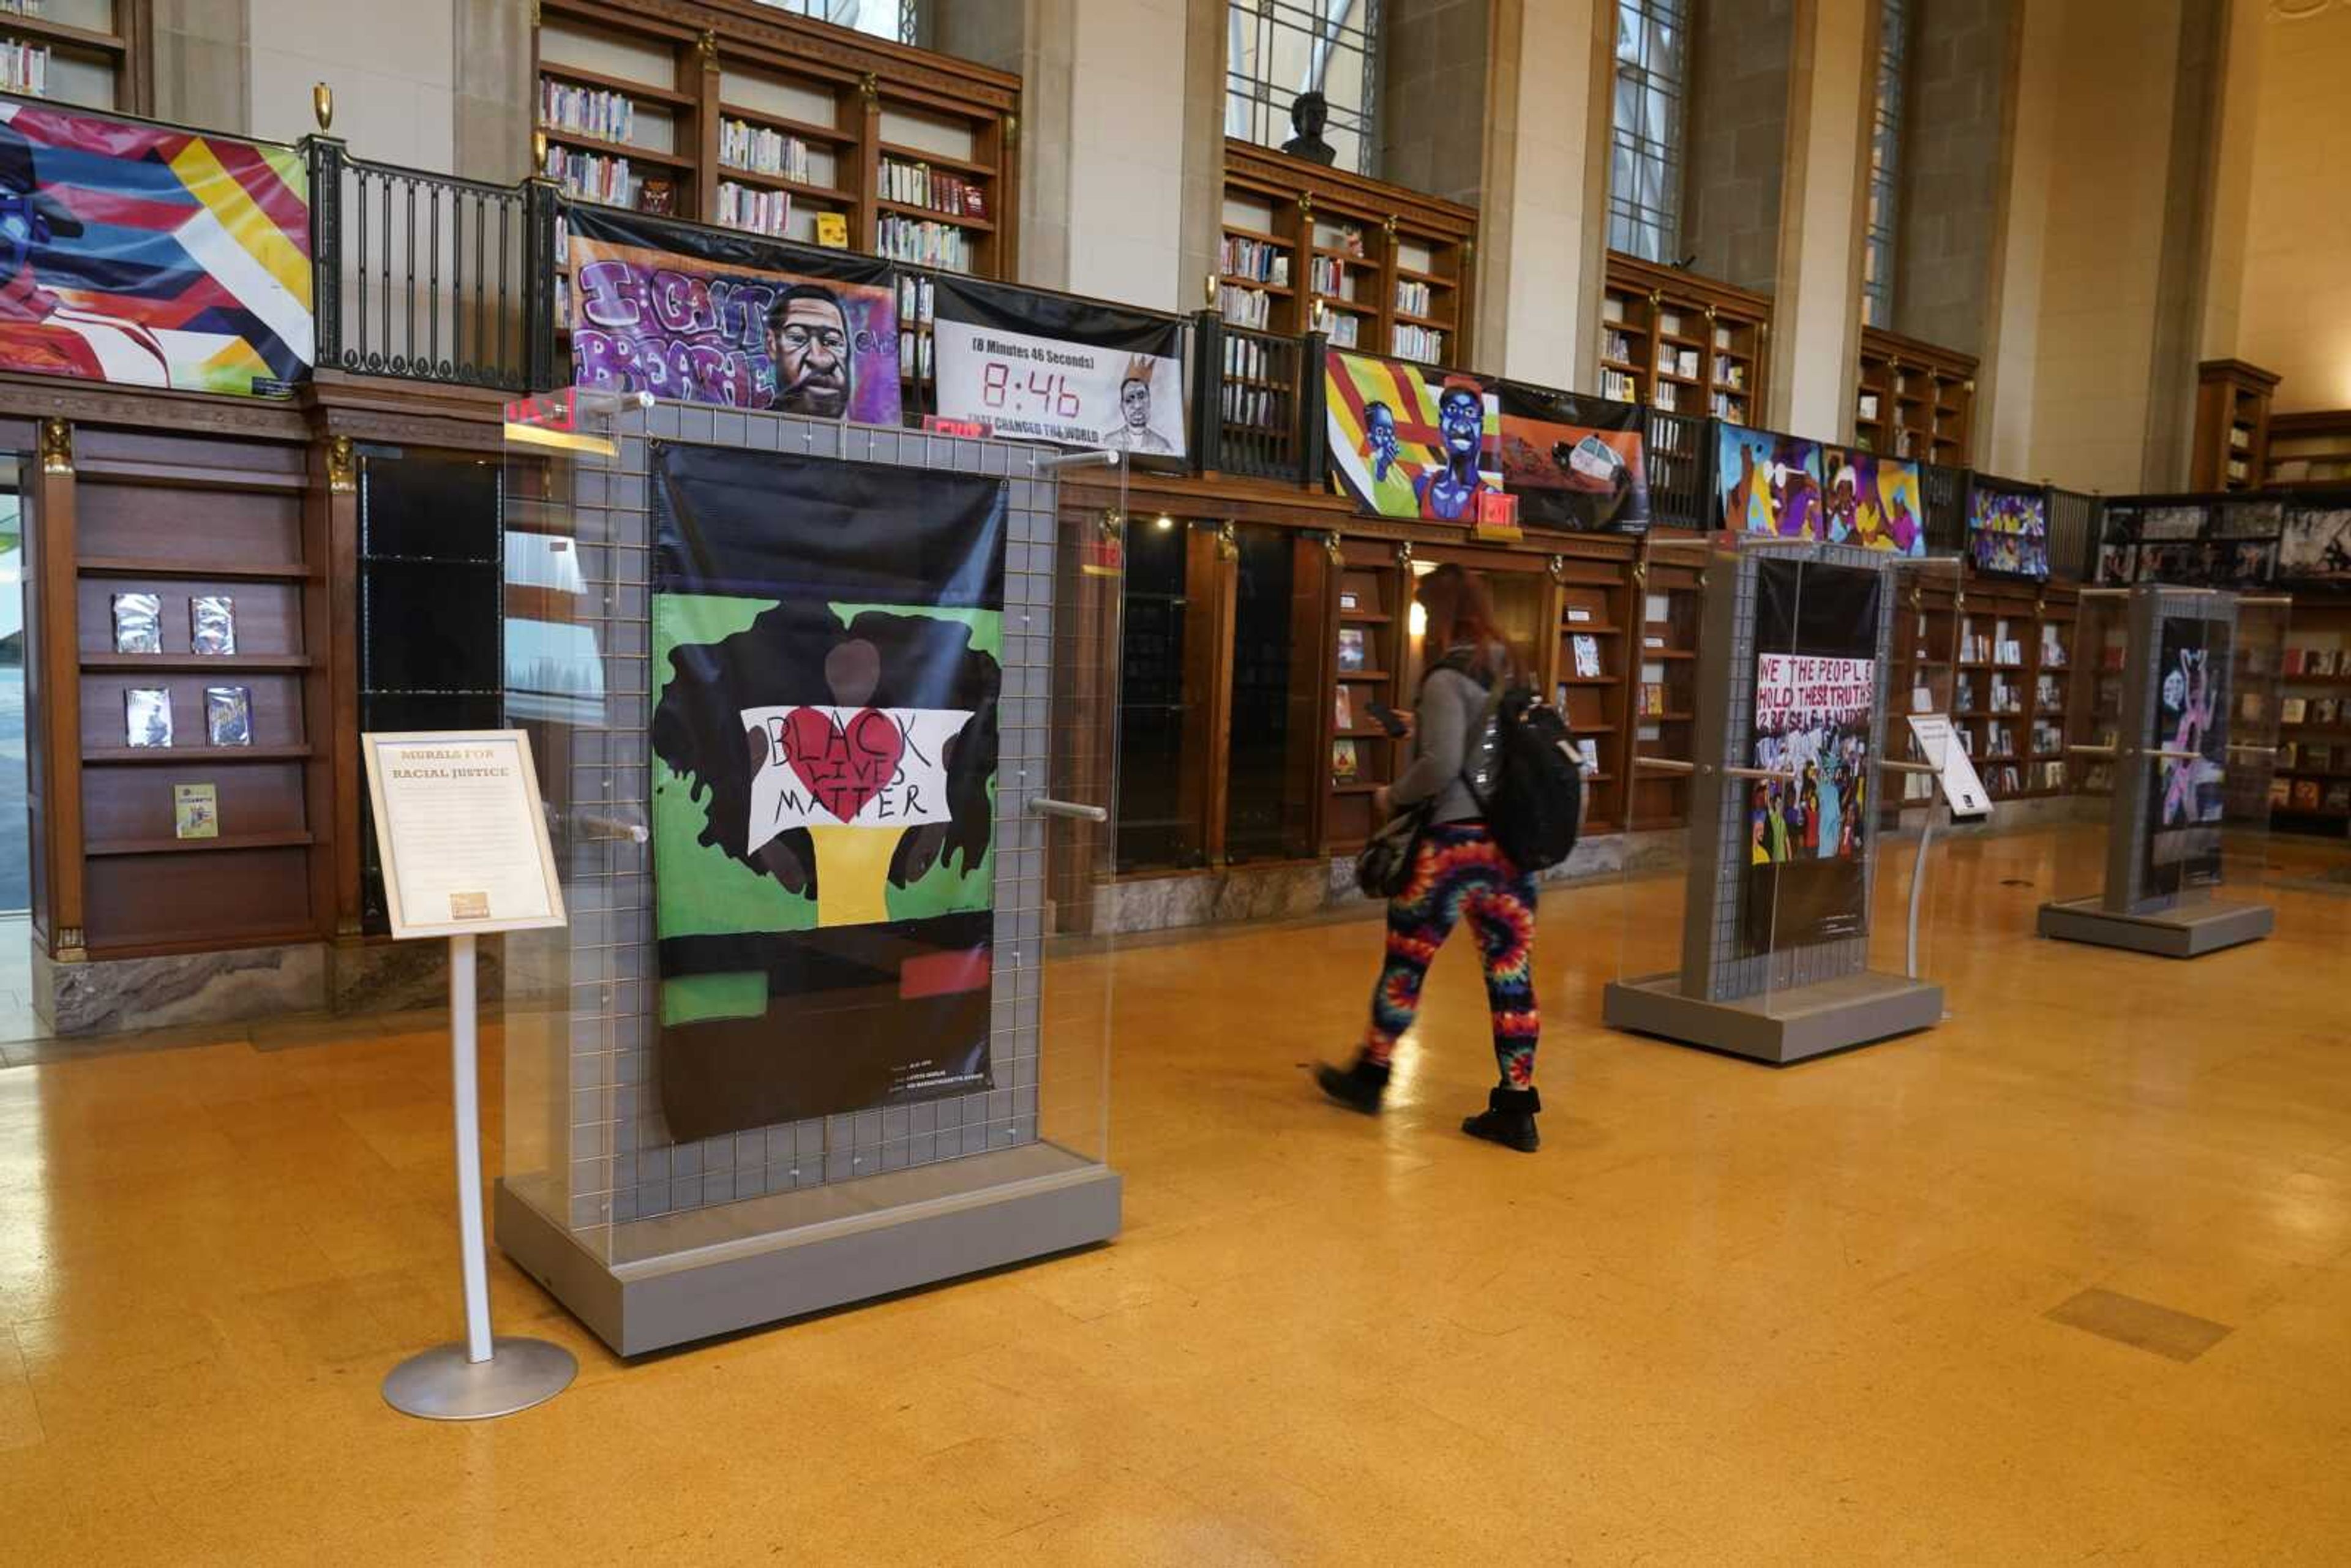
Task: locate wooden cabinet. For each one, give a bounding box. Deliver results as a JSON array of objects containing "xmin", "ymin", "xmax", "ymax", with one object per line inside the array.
[
  {"xmin": 2191, "ymin": 359, "xmax": 2279, "ymax": 492},
  {"xmin": 1952, "ymin": 580, "xmax": 2077, "ymax": 802},
  {"xmin": 535, "ymin": 0, "xmax": 1018, "ymax": 274},
  {"xmin": 1599, "ymin": 253, "xmax": 1769, "ymax": 426},
  {"xmin": 1856, "ymin": 327, "xmax": 1975, "ymax": 466},
  {"xmin": 1324, "ymin": 541, "xmax": 1412, "ymax": 853},
  {"xmin": 1220, "ymin": 142, "xmax": 1477, "ymax": 366},
  {"xmin": 0, "ymin": 0, "xmax": 151, "ymax": 114},
  {"xmin": 1627, "ymin": 537, "xmax": 1706, "ymax": 830}
]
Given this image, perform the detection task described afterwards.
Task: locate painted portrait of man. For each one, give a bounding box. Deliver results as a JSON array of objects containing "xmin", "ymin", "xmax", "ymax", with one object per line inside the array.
[{"xmin": 766, "ymin": 283, "xmax": 853, "ymax": 418}]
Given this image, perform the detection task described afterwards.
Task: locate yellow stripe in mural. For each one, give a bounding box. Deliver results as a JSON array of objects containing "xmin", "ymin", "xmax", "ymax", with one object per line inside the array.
[
  {"xmin": 806, "ymin": 824, "xmax": 893, "ymax": 930},
  {"xmin": 168, "ymin": 140, "xmax": 311, "ymax": 302}
]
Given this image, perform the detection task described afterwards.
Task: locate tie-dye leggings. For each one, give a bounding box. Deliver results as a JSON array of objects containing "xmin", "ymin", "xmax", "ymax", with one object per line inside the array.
[{"xmin": 1362, "ymin": 821, "xmax": 1540, "ymax": 1087}]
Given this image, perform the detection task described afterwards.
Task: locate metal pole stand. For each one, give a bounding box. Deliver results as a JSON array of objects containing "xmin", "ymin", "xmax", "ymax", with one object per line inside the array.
[{"xmin": 383, "ymin": 933, "xmax": 578, "ymax": 1420}]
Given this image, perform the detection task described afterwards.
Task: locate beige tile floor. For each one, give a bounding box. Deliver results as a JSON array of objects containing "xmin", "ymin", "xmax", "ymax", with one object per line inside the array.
[{"xmin": 2, "ymin": 825, "xmax": 2349, "ymax": 1564}]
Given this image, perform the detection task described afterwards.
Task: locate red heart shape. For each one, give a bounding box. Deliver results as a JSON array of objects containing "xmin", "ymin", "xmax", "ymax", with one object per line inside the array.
[{"xmin": 781, "ymin": 707, "xmax": 905, "ymax": 823}]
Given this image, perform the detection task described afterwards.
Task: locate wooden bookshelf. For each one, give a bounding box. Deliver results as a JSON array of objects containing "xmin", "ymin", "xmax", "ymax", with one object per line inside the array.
[
  {"xmin": 2260, "ymin": 409, "xmax": 2351, "ymax": 488},
  {"xmin": 1626, "ymin": 536, "xmax": 1706, "ymax": 830},
  {"xmin": 1856, "ymin": 327, "xmax": 1976, "ymax": 466},
  {"xmin": 1952, "ymin": 580, "xmax": 2076, "ymax": 801},
  {"xmin": 1880, "ymin": 571, "xmax": 1961, "ymax": 821},
  {"xmin": 0, "ymin": 1, "xmax": 151, "ymax": 114},
  {"xmin": 2273, "ymin": 605, "xmax": 2351, "ymax": 832},
  {"xmin": 1599, "ymin": 253, "xmax": 1770, "ymax": 426},
  {"xmin": 534, "ymin": 0, "xmax": 1018, "ymax": 273},
  {"xmin": 1324, "ymin": 541, "xmax": 1414, "ymax": 853},
  {"xmin": 2191, "ymin": 359, "xmax": 2279, "ymax": 492},
  {"xmin": 1546, "ymin": 560, "xmax": 1634, "ymax": 833},
  {"xmin": 1220, "ymin": 141, "xmax": 1477, "ymax": 364}
]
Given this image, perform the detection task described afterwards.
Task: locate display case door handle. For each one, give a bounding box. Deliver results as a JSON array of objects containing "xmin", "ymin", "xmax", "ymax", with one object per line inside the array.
[{"xmin": 1033, "ymin": 797, "xmax": 1109, "ymax": 823}]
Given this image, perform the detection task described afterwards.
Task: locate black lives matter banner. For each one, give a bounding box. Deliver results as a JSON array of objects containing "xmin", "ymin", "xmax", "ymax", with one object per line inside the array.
[
  {"xmin": 1741, "ymin": 556, "xmax": 1883, "ymax": 951},
  {"xmin": 649, "ymin": 443, "xmax": 1005, "ymax": 1142},
  {"xmin": 929, "ymin": 274, "xmax": 1188, "ymax": 458}
]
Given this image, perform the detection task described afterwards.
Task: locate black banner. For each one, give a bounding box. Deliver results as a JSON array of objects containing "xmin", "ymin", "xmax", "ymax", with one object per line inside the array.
[
  {"xmin": 648, "ymin": 442, "xmax": 1006, "ymax": 1142},
  {"xmin": 1741, "ymin": 557, "xmax": 1883, "ymax": 952},
  {"xmin": 1495, "ymin": 382, "xmax": 1652, "ymax": 531}
]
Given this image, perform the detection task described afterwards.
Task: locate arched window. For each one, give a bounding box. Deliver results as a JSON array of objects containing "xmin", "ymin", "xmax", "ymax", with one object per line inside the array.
[
  {"xmin": 1226, "ymin": 0, "xmax": 1385, "ymax": 177},
  {"xmin": 1863, "ymin": 0, "xmax": 1908, "ymax": 328},
  {"xmin": 1608, "ymin": 0, "xmax": 1691, "ymax": 263}
]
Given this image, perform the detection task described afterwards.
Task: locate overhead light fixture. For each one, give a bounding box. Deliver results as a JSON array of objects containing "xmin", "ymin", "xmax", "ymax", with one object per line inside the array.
[{"xmin": 1155, "ymin": 514, "xmax": 1176, "ymax": 530}]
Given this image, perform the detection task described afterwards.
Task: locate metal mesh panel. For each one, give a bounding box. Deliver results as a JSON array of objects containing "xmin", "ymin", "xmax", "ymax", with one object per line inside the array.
[{"xmin": 1645, "ymin": 410, "xmax": 1712, "ymax": 529}]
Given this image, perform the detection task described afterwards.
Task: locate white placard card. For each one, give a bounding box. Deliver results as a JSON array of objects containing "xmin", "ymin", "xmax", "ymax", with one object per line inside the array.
[
  {"xmin": 1905, "ymin": 714, "xmax": 1992, "ymax": 821},
  {"xmin": 362, "ymin": 730, "xmax": 568, "ymax": 939}
]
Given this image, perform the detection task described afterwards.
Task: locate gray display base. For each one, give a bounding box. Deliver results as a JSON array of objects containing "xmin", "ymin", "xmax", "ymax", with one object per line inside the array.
[
  {"xmin": 497, "ymin": 1145, "xmax": 1120, "ymax": 1357},
  {"xmin": 2035, "ymin": 895, "xmax": 2274, "ymax": 958},
  {"xmin": 1602, "ymin": 969, "xmax": 1944, "ymax": 1064}
]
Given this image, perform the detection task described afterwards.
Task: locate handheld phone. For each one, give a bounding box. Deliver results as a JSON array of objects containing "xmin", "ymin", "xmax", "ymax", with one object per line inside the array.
[{"xmin": 1365, "ymin": 699, "xmax": 1409, "ymax": 737}]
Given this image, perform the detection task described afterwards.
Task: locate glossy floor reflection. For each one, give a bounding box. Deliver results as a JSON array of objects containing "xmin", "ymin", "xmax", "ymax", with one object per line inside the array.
[{"xmin": 4, "ymin": 825, "xmax": 2351, "ymax": 1563}]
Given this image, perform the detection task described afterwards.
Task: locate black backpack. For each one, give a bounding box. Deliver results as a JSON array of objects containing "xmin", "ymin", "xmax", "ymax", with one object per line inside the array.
[{"xmin": 1450, "ymin": 660, "xmax": 1585, "ymax": 872}]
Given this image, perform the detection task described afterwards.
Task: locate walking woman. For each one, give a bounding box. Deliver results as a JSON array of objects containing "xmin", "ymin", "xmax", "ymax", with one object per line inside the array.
[{"xmin": 1316, "ymin": 564, "xmax": 1543, "ymax": 1152}]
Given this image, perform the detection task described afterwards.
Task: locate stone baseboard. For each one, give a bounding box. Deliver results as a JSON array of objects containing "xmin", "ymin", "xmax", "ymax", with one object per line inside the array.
[{"xmin": 30, "ymin": 936, "xmax": 511, "ymax": 1040}]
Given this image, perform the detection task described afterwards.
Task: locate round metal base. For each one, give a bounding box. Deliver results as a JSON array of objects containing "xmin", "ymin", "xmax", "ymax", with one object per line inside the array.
[{"xmin": 382, "ymin": 1337, "xmax": 577, "ymax": 1421}]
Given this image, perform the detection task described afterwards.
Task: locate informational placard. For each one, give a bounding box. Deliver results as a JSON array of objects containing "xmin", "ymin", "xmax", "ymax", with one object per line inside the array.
[
  {"xmin": 362, "ymin": 730, "xmax": 566, "ymax": 940},
  {"xmin": 1905, "ymin": 714, "xmax": 1991, "ymax": 820},
  {"xmin": 929, "ymin": 274, "xmax": 1187, "ymax": 456}
]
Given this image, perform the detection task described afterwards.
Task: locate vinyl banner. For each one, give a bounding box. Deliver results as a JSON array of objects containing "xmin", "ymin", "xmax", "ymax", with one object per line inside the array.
[
  {"xmin": 1823, "ymin": 449, "xmax": 1927, "ymax": 556},
  {"xmin": 2145, "ymin": 617, "xmax": 2230, "ymax": 898},
  {"xmin": 929, "ymin": 274, "xmax": 1187, "ymax": 457},
  {"xmin": 1742, "ymin": 556, "xmax": 1882, "ymax": 950},
  {"xmin": 1494, "ymin": 383, "xmax": 1650, "ymax": 531},
  {"xmin": 0, "ymin": 100, "xmax": 311, "ymax": 396},
  {"xmin": 649, "ymin": 443, "xmax": 1004, "ymax": 1142},
  {"xmin": 564, "ymin": 204, "xmax": 901, "ymax": 422},
  {"xmin": 1967, "ymin": 479, "xmax": 2051, "ymax": 579},
  {"xmin": 1719, "ymin": 426, "xmax": 1828, "ymax": 539},
  {"xmin": 1325, "ymin": 348, "xmax": 1501, "ymax": 522}
]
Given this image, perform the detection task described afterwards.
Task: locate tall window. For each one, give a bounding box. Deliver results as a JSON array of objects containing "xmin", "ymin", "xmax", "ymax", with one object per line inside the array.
[
  {"xmin": 1863, "ymin": 0, "xmax": 1908, "ymax": 328},
  {"xmin": 1607, "ymin": 0, "xmax": 1690, "ymax": 262},
  {"xmin": 1226, "ymin": 1, "xmax": 1384, "ymax": 178},
  {"xmin": 759, "ymin": 0, "xmax": 921, "ymax": 44}
]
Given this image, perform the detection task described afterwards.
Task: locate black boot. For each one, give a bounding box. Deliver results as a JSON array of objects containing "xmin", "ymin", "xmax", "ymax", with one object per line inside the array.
[
  {"xmin": 1314, "ymin": 1054, "xmax": 1390, "ymax": 1116},
  {"xmin": 1462, "ymin": 1086, "xmax": 1540, "ymax": 1152}
]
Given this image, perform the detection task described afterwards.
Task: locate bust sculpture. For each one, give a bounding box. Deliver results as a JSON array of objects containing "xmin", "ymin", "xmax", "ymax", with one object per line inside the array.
[{"xmin": 1281, "ymin": 91, "xmax": 1337, "ymax": 166}]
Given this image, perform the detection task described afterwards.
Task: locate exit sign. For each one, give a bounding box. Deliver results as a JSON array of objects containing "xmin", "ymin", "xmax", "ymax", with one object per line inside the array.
[{"xmin": 923, "ymin": 415, "xmax": 992, "ymax": 440}]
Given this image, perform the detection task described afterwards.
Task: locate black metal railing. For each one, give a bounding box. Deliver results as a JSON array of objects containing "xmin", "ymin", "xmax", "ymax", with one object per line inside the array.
[
  {"xmin": 1644, "ymin": 410, "xmax": 1711, "ymax": 529},
  {"xmin": 1195, "ymin": 317, "xmax": 1308, "ymax": 481},
  {"xmin": 2048, "ymin": 487, "xmax": 2102, "ymax": 583},
  {"xmin": 1919, "ymin": 461, "xmax": 1968, "ymax": 553},
  {"xmin": 308, "ymin": 137, "xmax": 551, "ymax": 393}
]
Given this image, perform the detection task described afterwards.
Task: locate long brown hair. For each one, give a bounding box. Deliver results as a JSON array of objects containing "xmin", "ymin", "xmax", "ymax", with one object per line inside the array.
[{"xmin": 1416, "ymin": 563, "xmax": 1506, "ymax": 679}]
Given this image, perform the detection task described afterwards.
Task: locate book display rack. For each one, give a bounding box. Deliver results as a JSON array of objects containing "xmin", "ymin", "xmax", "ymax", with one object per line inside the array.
[
  {"xmin": 1855, "ymin": 326, "xmax": 1974, "ymax": 465},
  {"xmin": 1599, "ymin": 252, "xmax": 1769, "ymax": 425},
  {"xmin": 2191, "ymin": 359, "xmax": 2279, "ymax": 492}
]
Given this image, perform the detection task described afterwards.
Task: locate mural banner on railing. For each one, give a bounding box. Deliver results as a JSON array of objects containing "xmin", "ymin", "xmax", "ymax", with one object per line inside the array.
[
  {"xmin": 1967, "ymin": 475, "xmax": 2052, "ymax": 580},
  {"xmin": 1494, "ymin": 383, "xmax": 1650, "ymax": 531},
  {"xmin": 1823, "ymin": 449, "xmax": 1927, "ymax": 556},
  {"xmin": 563, "ymin": 204, "xmax": 901, "ymax": 422},
  {"xmin": 1325, "ymin": 349, "xmax": 1500, "ymax": 522},
  {"xmin": 1718, "ymin": 426, "xmax": 1827, "ymax": 539},
  {"xmin": 0, "ymin": 100, "xmax": 311, "ymax": 396},
  {"xmin": 929, "ymin": 275, "xmax": 1187, "ymax": 457}
]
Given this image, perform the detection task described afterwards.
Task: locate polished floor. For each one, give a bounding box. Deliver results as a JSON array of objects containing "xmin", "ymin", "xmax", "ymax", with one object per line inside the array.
[{"xmin": 4, "ymin": 825, "xmax": 2351, "ymax": 1564}]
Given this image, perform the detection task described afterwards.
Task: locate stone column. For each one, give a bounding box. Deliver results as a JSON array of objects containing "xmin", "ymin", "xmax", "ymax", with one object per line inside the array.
[
  {"xmin": 1473, "ymin": 0, "xmax": 1612, "ymax": 389},
  {"xmin": 454, "ymin": 0, "xmax": 533, "ymax": 186},
  {"xmin": 1767, "ymin": 0, "xmax": 1875, "ymax": 443},
  {"xmin": 1379, "ymin": 0, "xmax": 1488, "ymax": 207},
  {"xmin": 151, "ymin": 0, "xmax": 252, "ymax": 132},
  {"xmin": 1683, "ymin": 0, "xmax": 1796, "ymax": 292}
]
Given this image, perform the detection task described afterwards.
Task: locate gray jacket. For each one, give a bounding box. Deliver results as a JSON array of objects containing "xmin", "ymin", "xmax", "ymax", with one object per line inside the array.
[{"xmin": 1387, "ymin": 644, "xmax": 1502, "ymax": 825}]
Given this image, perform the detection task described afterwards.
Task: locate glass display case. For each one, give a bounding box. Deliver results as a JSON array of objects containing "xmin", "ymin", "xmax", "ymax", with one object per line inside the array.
[{"xmin": 495, "ymin": 389, "xmax": 1123, "ymax": 1354}]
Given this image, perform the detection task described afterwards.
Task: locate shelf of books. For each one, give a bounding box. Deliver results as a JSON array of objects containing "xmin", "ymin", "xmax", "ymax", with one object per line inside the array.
[
  {"xmin": 1220, "ymin": 141, "xmax": 1476, "ymax": 366},
  {"xmin": 536, "ymin": 0, "xmax": 1017, "ymax": 272},
  {"xmin": 1548, "ymin": 561, "xmax": 1632, "ymax": 833},
  {"xmin": 2190, "ymin": 359, "xmax": 2279, "ymax": 492},
  {"xmin": 0, "ymin": 1, "xmax": 149, "ymax": 113},
  {"xmin": 1882, "ymin": 572, "xmax": 1962, "ymax": 822},
  {"xmin": 1951, "ymin": 585, "xmax": 2075, "ymax": 801},
  {"xmin": 1627, "ymin": 538, "xmax": 1706, "ymax": 831},
  {"xmin": 2272, "ymin": 609, "xmax": 2351, "ymax": 833},
  {"xmin": 1855, "ymin": 327, "xmax": 1975, "ymax": 465},
  {"xmin": 1325, "ymin": 541, "xmax": 1411, "ymax": 854},
  {"xmin": 2071, "ymin": 595, "xmax": 2130, "ymax": 799},
  {"xmin": 1599, "ymin": 252, "xmax": 1769, "ymax": 425}
]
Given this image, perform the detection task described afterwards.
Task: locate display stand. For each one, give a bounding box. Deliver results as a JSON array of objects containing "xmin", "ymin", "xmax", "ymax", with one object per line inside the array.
[
  {"xmin": 2037, "ymin": 586, "xmax": 2281, "ymax": 957},
  {"xmin": 361, "ymin": 729, "xmax": 577, "ymax": 1419},
  {"xmin": 492, "ymin": 392, "xmax": 1125, "ymax": 1357},
  {"xmin": 1602, "ymin": 542, "xmax": 1949, "ymax": 1064}
]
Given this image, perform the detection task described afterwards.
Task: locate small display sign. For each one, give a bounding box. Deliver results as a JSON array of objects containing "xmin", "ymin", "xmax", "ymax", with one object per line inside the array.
[
  {"xmin": 1906, "ymin": 714, "xmax": 1992, "ymax": 821},
  {"xmin": 361, "ymin": 730, "xmax": 568, "ymax": 940}
]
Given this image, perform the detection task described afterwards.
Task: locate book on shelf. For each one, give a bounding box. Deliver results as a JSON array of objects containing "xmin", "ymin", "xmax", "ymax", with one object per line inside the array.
[
  {"xmin": 2282, "ymin": 697, "xmax": 2308, "ymax": 724},
  {"xmin": 1654, "ymin": 381, "xmax": 1679, "ymax": 413},
  {"xmin": 2039, "ymin": 625, "xmax": 2068, "ymax": 667},
  {"xmin": 2308, "ymin": 743, "xmax": 2334, "ymax": 773},
  {"xmin": 716, "ymin": 182, "xmax": 792, "ymax": 238},
  {"xmin": 1, "ymin": 40, "xmax": 50, "ymax": 97},
  {"xmin": 2292, "ymin": 779, "xmax": 2322, "ymax": 811},
  {"xmin": 1331, "ymin": 737, "xmax": 1359, "ymax": 784},
  {"xmin": 111, "ymin": 591, "xmax": 160, "ymax": 655},
  {"xmin": 1219, "ymin": 235, "xmax": 1289, "ymax": 287},
  {"xmin": 205, "ymin": 686, "xmax": 253, "ymax": 748},
  {"xmin": 1334, "ymin": 683, "xmax": 1353, "ymax": 732},
  {"xmin": 544, "ymin": 145, "xmax": 634, "ymax": 208},
  {"xmin": 1395, "ymin": 279, "xmax": 1433, "ymax": 316},
  {"xmin": 126, "ymin": 688, "xmax": 171, "ymax": 748},
  {"xmin": 1325, "ymin": 315, "xmax": 1359, "ymax": 348},
  {"xmin": 1217, "ymin": 282, "xmax": 1270, "ymax": 330},
  {"xmin": 1392, "ymin": 324, "xmax": 1445, "ymax": 364},
  {"xmin": 2310, "ymin": 649, "xmax": 2339, "ymax": 677},
  {"xmin": 1572, "ymin": 635, "xmax": 1601, "ymax": 679},
  {"xmin": 173, "ymin": 782, "xmax": 219, "ymax": 841},
  {"xmin": 815, "ymin": 212, "xmax": 850, "ymax": 249},
  {"xmin": 1337, "ymin": 628, "xmax": 1368, "ymax": 672},
  {"xmin": 2283, "ymin": 647, "xmax": 2306, "ymax": 675},
  {"xmin": 719, "ymin": 119, "xmax": 814, "ymax": 184},
  {"xmin": 190, "ymin": 595, "xmax": 236, "ymax": 656},
  {"xmin": 878, "ymin": 213, "xmax": 972, "ymax": 272},
  {"xmin": 539, "ymin": 80, "xmax": 637, "ymax": 144},
  {"xmin": 1310, "ymin": 255, "xmax": 1349, "ymax": 296},
  {"xmin": 2328, "ymin": 782, "xmax": 2351, "ymax": 813},
  {"xmin": 2269, "ymin": 777, "xmax": 2292, "ymax": 809},
  {"xmin": 1600, "ymin": 369, "xmax": 1637, "ymax": 403}
]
